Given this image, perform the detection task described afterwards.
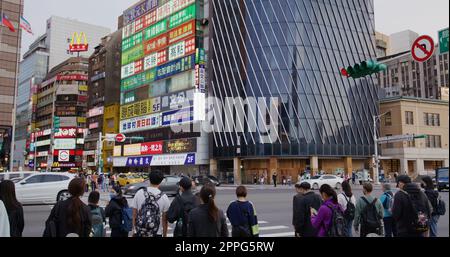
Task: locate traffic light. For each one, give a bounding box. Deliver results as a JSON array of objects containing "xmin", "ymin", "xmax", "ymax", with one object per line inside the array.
[
  {"xmin": 341, "ymin": 60, "xmax": 387, "ymax": 79},
  {"xmin": 53, "ymin": 116, "xmax": 60, "ymax": 129}
]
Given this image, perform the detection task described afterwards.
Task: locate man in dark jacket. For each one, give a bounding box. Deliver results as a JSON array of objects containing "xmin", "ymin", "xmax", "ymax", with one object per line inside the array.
[
  {"xmin": 292, "ymin": 182, "xmax": 322, "ymax": 237},
  {"xmin": 105, "ymin": 186, "xmax": 129, "ymax": 237},
  {"xmin": 167, "ymin": 177, "xmax": 200, "ymax": 237},
  {"xmin": 392, "ymin": 175, "xmax": 432, "ymax": 237}
]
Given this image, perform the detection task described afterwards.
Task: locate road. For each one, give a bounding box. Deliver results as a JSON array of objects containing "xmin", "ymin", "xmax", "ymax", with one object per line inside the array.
[{"xmin": 22, "ymin": 184, "xmax": 449, "ymax": 237}]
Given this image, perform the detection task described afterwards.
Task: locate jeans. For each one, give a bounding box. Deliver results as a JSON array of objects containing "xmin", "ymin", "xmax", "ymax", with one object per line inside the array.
[
  {"xmin": 383, "ymin": 217, "xmax": 397, "ymax": 237},
  {"xmin": 429, "ymin": 215, "xmax": 440, "ymax": 237},
  {"xmin": 345, "ymin": 219, "xmax": 353, "ymax": 237}
]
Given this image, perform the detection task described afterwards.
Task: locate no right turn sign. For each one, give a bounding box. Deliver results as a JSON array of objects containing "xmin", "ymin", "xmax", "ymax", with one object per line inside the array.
[{"xmin": 411, "ymin": 35, "xmax": 435, "ymax": 63}]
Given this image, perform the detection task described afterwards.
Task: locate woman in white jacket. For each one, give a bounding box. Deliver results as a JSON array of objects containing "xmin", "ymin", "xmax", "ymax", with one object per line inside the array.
[
  {"xmin": 0, "ymin": 200, "xmax": 10, "ymax": 237},
  {"xmin": 337, "ymin": 180, "xmax": 356, "ymax": 237}
]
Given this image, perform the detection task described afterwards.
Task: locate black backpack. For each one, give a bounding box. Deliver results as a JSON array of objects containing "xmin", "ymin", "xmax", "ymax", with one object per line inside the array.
[
  {"xmin": 361, "ymin": 197, "xmax": 382, "ymax": 232},
  {"xmin": 342, "ymin": 193, "xmax": 355, "ymax": 221},
  {"xmin": 325, "ymin": 204, "xmax": 346, "ymax": 237},
  {"xmin": 435, "ymin": 195, "xmax": 446, "ymax": 216},
  {"xmin": 173, "ymin": 196, "xmax": 195, "ymax": 237},
  {"xmin": 405, "ymin": 191, "xmax": 429, "ymax": 233}
]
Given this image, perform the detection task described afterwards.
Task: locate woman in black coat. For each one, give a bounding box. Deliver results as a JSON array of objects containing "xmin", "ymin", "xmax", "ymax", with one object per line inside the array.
[
  {"xmin": 0, "ymin": 180, "xmax": 24, "ymax": 237},
  {"xmin": 105, "ymin": 186, "xmax": 129, "ymax": 237}
]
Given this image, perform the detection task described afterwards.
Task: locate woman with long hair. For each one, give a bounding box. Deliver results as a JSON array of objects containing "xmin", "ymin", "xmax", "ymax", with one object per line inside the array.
[
  {"xmin": 188, "ymin": 183, "xmax": 228, "ymax": 237},
  {"xmin": 43, "ymin": 178, "xmax": 92, "ymax": 237},
  {"xmin": 337, "ymin": 181, "xmax": 356, "ymax": 237},
  {"xmin": 0, "ymin": 180, "xmax": 24, "ymax": 237},
  {"xmin": 311, "ymin": 184, "xmax": 343, "ymax": 237}
]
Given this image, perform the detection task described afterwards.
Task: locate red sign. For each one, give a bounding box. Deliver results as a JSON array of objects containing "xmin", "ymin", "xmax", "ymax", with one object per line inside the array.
[
  {"xmin": 144, "ymin": 33, "xmax": 169, "ymax": 55},
  {"xmin": 54, "ymin": 128, "xmax": 77, "ymax": 138},
  {"xmin": 144, "ymin": 10, "xmax": 157, "ymax": 28},
  {"xmin": 168, "ymin": 20, "xmax": 195, "ymax": 44},
  {"xmin": 116, "ymin": 134, "xmax": 126, "ymax": 143},
  {"xmin": 69, "ymin": 44, "xmax": 89, "ymax": 52},
  {"xmin": 411, "ymin": 35, "xmax": 435, "ymax": 63},
  {"xmin": 141, "ymin": 141, "xmax": 163, "ymax": 155},
  {"xmin": 134, "ymin": 16, "xmax": 145, "ymax": 32},
  {"xmin": 157, "ymin": 49, "xmax": 167, "ymax": 66},
  {"xmin": 53, "ymin": 150, "xmax": 83, "ymax": 156},
  {"xmin": 57, "ymin": 74, "xmax": 88, "ymax": 81}
]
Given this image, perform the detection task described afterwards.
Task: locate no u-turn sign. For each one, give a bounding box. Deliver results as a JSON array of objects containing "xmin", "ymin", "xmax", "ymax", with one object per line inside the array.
[{"xmin": 411, "ymin": 35, "xmax": 435, "ymax": 63}]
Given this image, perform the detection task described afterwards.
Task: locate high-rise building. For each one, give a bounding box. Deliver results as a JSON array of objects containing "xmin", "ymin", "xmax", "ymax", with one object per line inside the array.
[
  {"xmin": 44, "ymin": 16, "xmax": 110, "ymax": 70},
  {"xmin": 209, "ymin": 0, "xmax": 379, "ymax": 184},
  {"xmin": 85, "ymin": 31, "xmax": 122, "ymax": 173},
  {"xmin": 33, "ymin": 57, "xmax": 89, "ymax": 172},
  {"xmin": 112, "ymin": 0, "xmax": 210, "ymax": 176},
  {"xmin": 389, "ymin": 30, "xmax": 419, "ymax": 55},
  {"xmin": 376, "ymin": 31, "xmax": 391, "ymax": 58},
  {"xmin": 378, "ymin": 28, "xmax": 449, "ymax": 100},
  {"xmin": 0, "ymin": 0, "xmax": 23, "ymax": 171},
  {"xmin": 14, "ymin": 35, "xmax": 49, "ymax": 170},
  {"xmin": 14, "ymin": 16, "xmax": 111, "ymax": 170}
]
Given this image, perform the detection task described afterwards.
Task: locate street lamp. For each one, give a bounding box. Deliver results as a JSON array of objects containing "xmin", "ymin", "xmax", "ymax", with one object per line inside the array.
[{"xmin": 373, "ymin": 110, "xmax": 391, "ymax": 185}]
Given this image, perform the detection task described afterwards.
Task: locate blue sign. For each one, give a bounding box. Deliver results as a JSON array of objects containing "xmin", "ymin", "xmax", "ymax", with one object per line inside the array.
[
  {"xmin": 126, "ymin": 156, "xmax": 152, "ymax": 167},
  {"xmin": 156, "ymin": 54, "xmax": 195, "ymax": 81},
  {"xmin": 185, "ymin": 154, "xmax": 195, "ymax": 165},
  {"xmin": 162, "ymin": 107, "xmax": 194, "ymax": 126}
]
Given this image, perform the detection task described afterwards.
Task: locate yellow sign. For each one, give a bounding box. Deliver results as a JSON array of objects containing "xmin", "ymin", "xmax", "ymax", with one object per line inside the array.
[
  {"xmin": 79, "ymin": 85, "xmax": 88, "ymax": 91},
  {"xmin": 120, "ymin": 97, "xmax": 161, "ymax": 120},
  {"xmin": 77, "ymin": 117, "xmax": 86, "ymax": 123},
  {"xmin": 69, "ymin": 32, "xmax": 89, "ymax": 52}
]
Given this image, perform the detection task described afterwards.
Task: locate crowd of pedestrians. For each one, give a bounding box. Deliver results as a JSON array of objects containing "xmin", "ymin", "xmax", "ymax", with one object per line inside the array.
[{"xmin": 0, "ymin": 170, "xmax": 446, "ymax": 238}]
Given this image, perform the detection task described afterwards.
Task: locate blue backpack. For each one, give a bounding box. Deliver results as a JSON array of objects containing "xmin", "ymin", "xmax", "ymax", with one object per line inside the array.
[
  {"xmin": 90, "ymin": 207, "xmax": 105, "ymax": 237},
  {"xmin": 121, "ymin": 207, "xmax": 133, "ymax": 233}
]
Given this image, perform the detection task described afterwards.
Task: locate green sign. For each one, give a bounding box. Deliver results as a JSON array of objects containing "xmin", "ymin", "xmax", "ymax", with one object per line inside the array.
[
  {"xmin": 196, "ymin": 48, "xmax": 206, "ymax": 64},
  {"xmin": 121, "ymin": 44, "xmax": 144, "ymax": 66},
  {"xmin": 144, "ymin": 19, "xmax": 168, "ymax": 41},
  {"xmin": 439, "ymin": 28, "xmax": 449, "ymax": 54},
  {"xmin": 169, "ymin": 4, "xmax": 196, "ymax": 29},
  {"xmin": 121, "ymin": 69, "xmax": 156, "ymax": 92},
  {"xmin": 122, "ymin": 31, "xmax": 143, "ymax": 52}
]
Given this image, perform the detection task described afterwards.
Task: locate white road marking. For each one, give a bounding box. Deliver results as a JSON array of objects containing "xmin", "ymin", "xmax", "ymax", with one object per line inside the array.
[
  {"xmin": 260, "ymin": 232, "xmax": 294, "ymax": 237},
  {"xmin": 258, "ymin": 225, "xmax": 289, "ymax": 231}
]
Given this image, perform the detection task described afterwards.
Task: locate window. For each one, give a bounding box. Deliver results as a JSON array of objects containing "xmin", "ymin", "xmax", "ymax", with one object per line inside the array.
[
  {"xmin": 25, "ymin": 175, "xmax": 43, "ymax": 184},
  {"xmin": 424, "ymin": 113, "xmax": 440, "ymax": 126},
  {"xmin": 41, "ymin": 175, "xmax": 67, "ymax": 182},
  {"xmin": 106, "ymin": 118, "xmax": 115, "ymax": 129},
  {"xmin": 405, "ymin": 111, "xmax": 414, "ymax": 125},
  {"xmin": 426, "ymin": 135, "xmax": 442, "ymax": 148},
  {"xmin": 385, "ymin": 113, "xmax": 392, "ymax": 126}
]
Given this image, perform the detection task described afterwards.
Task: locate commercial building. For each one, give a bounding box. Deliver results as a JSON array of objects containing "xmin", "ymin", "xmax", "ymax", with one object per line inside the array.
[
  {"xmin": 209, "ymin": 0, "xmax": 379, "ymax": 184},
  {"xmin": 33, "ymin": 57, "xmax": 89, "ymax": 172},
  {"xmin": 85, "ymin": 31, "xmax": 122, "ymax": 173},
  {"xmin": 0, "ymin": 0, "xmax": 23, "ymax": 171},
  {"xmin": 13, "ymin": 16, "xmax": 111, "ymax": 170},
  {"xmin": 380, "ymin": 97, "xmax": 449, "ymax": 177},
  {"xmin": 14, "ymin": 35, "xmax": 49, "ymax": 170},
  {"xmin": 112, "ymin": 0, "xmax": 210, "ymax": 176},
  {"xmin": 389, "ymin": 30, "xmax": 419, "ymax": 56},
  {"xmin": 378, "ymin": 28, "xmax": 449, "ymax": 100},
  {"xmin": 375, "ymin": 31, "xmax": 391, "ymax": 58}
]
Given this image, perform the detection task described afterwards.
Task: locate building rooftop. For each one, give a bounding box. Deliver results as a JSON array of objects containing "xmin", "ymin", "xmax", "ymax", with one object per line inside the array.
[{"xmin": 380, "ymin": 96, "xmax": 449, "ymax": 105}]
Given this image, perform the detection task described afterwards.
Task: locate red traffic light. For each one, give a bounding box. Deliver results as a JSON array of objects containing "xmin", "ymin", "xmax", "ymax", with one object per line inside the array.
[{"xmin": 340, "ymin": 68, "xmax": 350, "ymax": 77}]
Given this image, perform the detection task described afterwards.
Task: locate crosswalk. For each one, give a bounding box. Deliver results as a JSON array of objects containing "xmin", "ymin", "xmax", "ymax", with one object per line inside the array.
[{"xmin": 102, "ymin": 218, "xmax": 293, "ymax": 237}]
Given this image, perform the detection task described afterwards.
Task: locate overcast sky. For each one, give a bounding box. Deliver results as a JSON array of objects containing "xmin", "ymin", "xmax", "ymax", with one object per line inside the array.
[{"xmin": 20, "ymin": 0, "xmax": 449, "ymax": 56}]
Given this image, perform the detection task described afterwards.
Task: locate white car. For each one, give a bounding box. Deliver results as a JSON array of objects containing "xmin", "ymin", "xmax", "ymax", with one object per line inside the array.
[
  {"xmin": 14, "ymin": 172, "xmax": 77, "ymax": 205},
  {"xmin": 0, "ymin": 172, "xmax": 36, "ymax": 183},
  {"xmin": 302, "ymin": 175, "xmax": 344, "ymax": 190}
]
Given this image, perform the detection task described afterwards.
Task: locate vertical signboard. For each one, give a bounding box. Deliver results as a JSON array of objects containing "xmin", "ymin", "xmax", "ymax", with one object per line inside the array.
[{"xmin": 439, "ymin": 28, "xmax": 449, "ymax": 54}]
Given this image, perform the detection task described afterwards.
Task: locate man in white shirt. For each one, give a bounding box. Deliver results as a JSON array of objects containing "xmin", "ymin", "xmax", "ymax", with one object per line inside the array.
[{"xmin": 131, "ymin": 170, "xmax": 170, "ymax": 237}]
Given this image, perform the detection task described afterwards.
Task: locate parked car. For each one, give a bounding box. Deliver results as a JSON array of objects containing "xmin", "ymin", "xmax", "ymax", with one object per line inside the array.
[
  {"xmin": 117, "ymin": 173, "xmax": 145, "ymax": 187},
  {"xmin": 123, "ymin": 176, "xmax": 182, "ymax": 197},
  {"xmin": 14, "ymin": 172, "xmax": 76, "ymax": 205},
  {"xmin": 436, "ymin": 167, "xmax": 449, "ymax": 192},
  {"xmin": 302, "ymin": 175, "xmax": 344, "ymax": 190},
  {"xmin": 0, "ymin": 171, "xmax": 35, "ymax": 183},
  {"xmin": 355, "ymin": 170, "xmax": 373, "ymax": 185},
  {"xmin": 193, "ymin": 175, "xmax": 221, "ymax": 187}
]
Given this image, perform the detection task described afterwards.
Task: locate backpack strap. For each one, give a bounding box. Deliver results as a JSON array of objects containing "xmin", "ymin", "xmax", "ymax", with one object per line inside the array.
[{"xmin": 342, "ymin": 193, "xmax": 349, "ymax": 204}]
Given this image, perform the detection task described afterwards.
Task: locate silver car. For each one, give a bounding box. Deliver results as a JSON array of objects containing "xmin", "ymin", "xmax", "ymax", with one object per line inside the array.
[{"xmin": 123, "ymin": 176, "xmax": 182, "ymax": 197}]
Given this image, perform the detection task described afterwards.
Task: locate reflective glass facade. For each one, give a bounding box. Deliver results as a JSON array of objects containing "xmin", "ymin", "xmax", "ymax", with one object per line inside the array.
[{"xmin": 210, "ymin": 0, "xmax": 379, "ymax": 158}]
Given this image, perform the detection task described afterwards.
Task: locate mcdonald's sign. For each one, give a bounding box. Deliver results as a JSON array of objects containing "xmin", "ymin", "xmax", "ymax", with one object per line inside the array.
[{"xmin": 69, "ymin": 32, "xmax": 89, "ymax": 52}]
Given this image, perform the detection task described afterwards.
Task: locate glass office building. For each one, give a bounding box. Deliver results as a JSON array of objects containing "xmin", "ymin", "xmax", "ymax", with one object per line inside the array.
[{"xmin": 209, "ymin": 0, "xmax": 379, "ymax": 183}]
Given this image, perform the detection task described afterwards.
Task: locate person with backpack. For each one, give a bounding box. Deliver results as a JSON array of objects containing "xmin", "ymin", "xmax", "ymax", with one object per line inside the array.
[
  {"xmin": 43, "ymin": 178, "xmax": 92, "ymax": 237},
  {"xmin": 422, "ymin": 176, "xmax": 445, "ymax": 237},
  {"xmin": 88, "ymin": 191, "xmax": 106, "ymax": 237},
  {"xmin": 167, "ymin": 177, "xmax": 200, "ymax": 237},
  {"xmin": 311, "ymin": 184, "xmax": 345, "ymax": 237},
  {"xmin": 227, "ymin": 186, "xmax": 259, "ymax": 237},
  {"xmin": 131, "ymin": 170, "xmax": 170, "ymax": 237},
  {"xmin": 105, "ymin": 186, "xmax": 131, "ymax": 237},
  {"xmin": 380, "ymin": 183, "xmax": 397, "ymax": 237},
  {"xmin": 337, "ymin": 181, "xmax": 356, "ymax": 237},
  {"xmin": 293, "ymin": 182, "xmax": 322, "ymax": 237},
  {"xmin": 392, "ymin": 175, "xmax": 432, "ymax": 237},
  {"xmin": 0, "ymin": 180, "xmax": 24, "ymax": 237},
  {"xmin": 354, "ymin": 183, "xmax": 384, "ymax": 237},
  {"xmin": 188, "ymin": 183, "xmax": 229, "ymax": 237}
]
